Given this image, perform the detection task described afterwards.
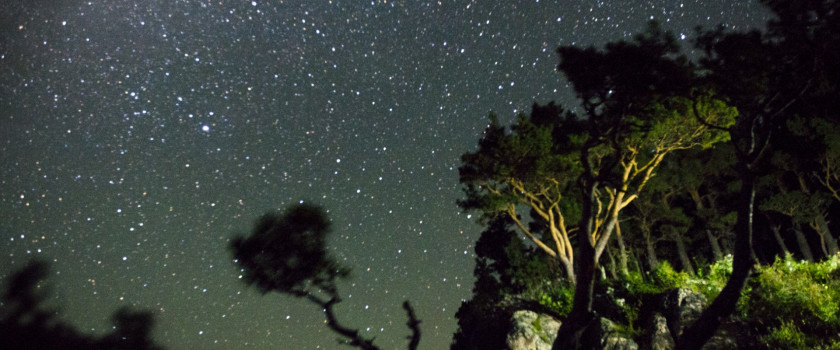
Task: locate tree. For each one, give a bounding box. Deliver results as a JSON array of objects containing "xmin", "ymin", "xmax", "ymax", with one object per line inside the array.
[
  {"xmin": 675, "ymin": 1, "xmax": 840, "ymax": 348},
  {"xmin": 101, "ymin": 307, "xmax": 162, "ymax": 350},
  {"xmin": 458, "ymin": 21, "xmax": 734, "ymax": 349},
  {"xmin": 629, "ymin": 161, "xmax": 698, "ymax": 276},
  {"xmin": 451, "ymin": 217, "xmax": 560, "ymax": 350},
  {"xmin": 0, "ymin": 260, "xmax": 165, "ymax": 350},
  {"xmin": 230, "ymin": 203, "xmax": 421, "ymax": 350},
  {"xmin": 550, "ymin": 23, "xmax": 735, "ymax": 349},
  {"xmin": 459, "ymin": 103, "xmax": 585, "ymax": 283}
]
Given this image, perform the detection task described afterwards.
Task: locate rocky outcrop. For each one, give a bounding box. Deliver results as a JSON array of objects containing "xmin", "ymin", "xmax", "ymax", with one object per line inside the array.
[
  {"xmin": 646, "ymin": 288, "xmax": 738, "ymax": 350},
  {"xmin": 506, "ymin": 311, "xmax": 638, "ymax": 350},
  {"xmin": 506, "ymin": 310, "xmax": 561, "ymax": 350},
  {"xmin": 650, "ymin": 313, "xmax": 674, "ymax": 350},
  {"xmin": 507, "ymin": 288, "xmax": 739, "ymax": 350},
  {"xmin": 598, "ymin": 318, "xmax": 639, "ymax": 350}
]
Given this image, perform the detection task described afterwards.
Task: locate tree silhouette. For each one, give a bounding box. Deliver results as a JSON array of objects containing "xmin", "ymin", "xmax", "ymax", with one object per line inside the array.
[
  {"xmin": 230, "ymin": 203, "xmax": 421, "ymax": 350},
  {"xmin": 0, "ymin": 260, "xmax": 164, "ymax": 350}
]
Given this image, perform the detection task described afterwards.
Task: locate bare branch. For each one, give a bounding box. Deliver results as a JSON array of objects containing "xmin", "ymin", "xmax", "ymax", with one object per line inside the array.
[{"xmin": 403, "ymin": 301, "xmax": 421, "ymax": 350}]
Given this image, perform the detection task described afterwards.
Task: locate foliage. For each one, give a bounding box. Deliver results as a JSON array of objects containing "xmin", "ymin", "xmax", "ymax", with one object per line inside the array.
[
  {"xmin": 692, "ymin": 254, "xmax": 734, "ymax": 301},
  {"xmin": 615, "ymin": 261, "xmax": 691, "ymax": 296},
  {"xmin": 745, "ymin": 253, "xmax": 840, "ymax": 348},
  {"xmin": 760, "ymin": 321, "xmax": 811, "ymax": 349},
  {"xmin": 650, "ymin": 261, "xmax": 689, "ymax": 290},
  {"xmin": 231, "ymin": 204, "xmax": 420, "ymax": 350},
  {"xmin": 458, "ymin": 105, "xmax": 584, "ymax": 282},
  {"xmin": 536, "ymin": 281, "xmax": 575, "ymax": 318},
  {"xmin": 594, "ymin": 255, "xmax": 840, "ymax": 347},
  {"xmin": 452, "ymin": 217, "xmax": 561, "ymax": 350},
  {"xmin": 761, "ymin": 321, "xmax": 840, "ymax": 350}
]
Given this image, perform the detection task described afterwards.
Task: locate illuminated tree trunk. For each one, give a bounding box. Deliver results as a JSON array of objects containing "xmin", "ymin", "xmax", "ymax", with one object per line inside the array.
[
  {"xmin": 793, "ymin": 222, "xmax": 814, "ymax": 262},
  {"xmin": 690, "ymin": 192, "xmax": 725, "ymax": 261},
  {"xmin": 812, "ymin": 215, "xmax": 839, "ymax": 257},
  {"xmin": 674, "ymin": 229, "xmax": 696, "ymax": 276},
  {"xmin": 605, "ymin": 243, "xmax": 618, "ymax": 280},
  {"xmin": 769, "ymin": 224, "xmax": 790, "ymax": 256},
  {"xmin": 615, "ymin": 222, "xmax": 630, "ymax": 277},
  {"xmin": 644, "ymin": 229, "xmax": 660, "ymax": 270},
  {"xmin": 705, "ymin": 229, "xmax": 724, "ymax": 261},
  {"xmin": 553, "ymin": 179, "xmax": 599, "ymax": 350}
]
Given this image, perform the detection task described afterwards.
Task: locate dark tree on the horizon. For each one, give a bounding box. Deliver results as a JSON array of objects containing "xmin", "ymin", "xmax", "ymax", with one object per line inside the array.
[
  {"xmin": 0, "ymin": 260, "xmax": 165, "ymax": 350},
  {"xmin": 230, "ymin": 203, "xmax": 421, "ymax": 350}
]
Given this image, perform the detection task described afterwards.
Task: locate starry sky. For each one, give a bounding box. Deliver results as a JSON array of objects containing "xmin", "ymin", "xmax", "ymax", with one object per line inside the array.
[{"xmin": 1, "ymin": 1, "xmax": 769, "ymax": 349}]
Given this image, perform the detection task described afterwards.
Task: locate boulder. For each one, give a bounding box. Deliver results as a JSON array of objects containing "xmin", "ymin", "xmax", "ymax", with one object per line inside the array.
[
  {"xmin": 506, "ymin": 310, "xmax": 561, "ymax": 350},
  {"xmin": 597, "ymin": 317, "xmax": 639, "ymax": 350},
  {"xmin": 648, "ymin": 288, "xmax": 737, "ymax": 350},
  {"xmin": 650, "ymin": 313, "xmax": 674, "ymax": 350},
  {"xmin": 663, "ymin": 288, "xmax": 707, "ymax": 337},
  {"xmin": 507, "ymin": 288, "xmax": 739, "ymax": 350},
  {"xmin": 507, "ymin": 311, "xmax": 638, "ymax": 350}
]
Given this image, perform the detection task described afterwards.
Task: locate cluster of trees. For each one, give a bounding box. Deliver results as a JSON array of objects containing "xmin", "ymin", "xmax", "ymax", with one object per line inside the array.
[
  {"xmin": 454, "ymin": 0, "xmax": 839, "ymax": 349},
  {"xmin": 0, "ymin": 260, "xmax": 164, "ymax": 350},
  {"xmin": 228, "ymin": 1, "xmax": 839, "ymax": 349},
  {"xmin": 5, "ymin": 1, "xmax": 837, "ymax": 349}
]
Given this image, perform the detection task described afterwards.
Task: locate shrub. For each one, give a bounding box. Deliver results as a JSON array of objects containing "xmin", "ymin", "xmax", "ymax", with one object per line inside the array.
[
  {"xmin": 747, "ymin": 254, "xmax": 840, "ymax": 348},
  {"xmin": 650, "ymin": 261, "xmax": 689, "ymax": 290},
  {"xmin": 537, "ymin": 282, "xmax": 574, "ymax": 317},
  {"xmin": 692, "ymin": 254, "xmax": 732, "ymax": 301},
  {"xmin": 761, "ymin": 321, "xmax": 810, "ymax": 349}
]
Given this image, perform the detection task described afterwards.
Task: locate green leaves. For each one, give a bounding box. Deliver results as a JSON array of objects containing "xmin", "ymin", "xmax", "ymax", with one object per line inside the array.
[
  {"xmin": 746, "ymin": 254, "xmax": 840, "ymax": 347},
  {"xmin": 458, "ymin": 107, "xmax": 583, "ymax": 220}
]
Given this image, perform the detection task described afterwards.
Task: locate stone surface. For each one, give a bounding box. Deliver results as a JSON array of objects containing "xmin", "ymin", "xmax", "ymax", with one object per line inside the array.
[
  {"xmin": 651, "ymin": 313, "xmax": 675, "ymax": 350},
  {"xmin": 598, "ymin": 317, "xmax": 639, "ymax": 350},
  {"xmin": 506, "ymin": 288, "xmax": 739, "ymax": 350},
  {"xmin": 659, "ymin": 288, "xmax": 738, "ymax": 350},
  {"xmin": 506, "ymin": 310, "xmax": 561, "ymax": 350},
  {"xmin": 663, "ymin": 288, "xmax": 708, "ymax": 337}
]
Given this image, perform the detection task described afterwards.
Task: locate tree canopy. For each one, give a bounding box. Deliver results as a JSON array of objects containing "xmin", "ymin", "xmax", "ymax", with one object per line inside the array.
[
  {"xmin": 231, "ymin": 203, "xmax": 421, "ymax": 350},
  {"xmin": 456, "ymin": 0, "xmax": 840, "ymax": 349}
]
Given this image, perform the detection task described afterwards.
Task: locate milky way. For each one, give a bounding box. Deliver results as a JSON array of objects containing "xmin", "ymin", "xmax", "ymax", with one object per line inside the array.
[{"xmin": 2, "ymin": 1, "xmax": 768, "ymax": 348}]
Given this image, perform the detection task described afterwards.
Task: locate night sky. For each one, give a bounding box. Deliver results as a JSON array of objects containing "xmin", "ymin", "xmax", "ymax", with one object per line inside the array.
[{"xmin": 1, "ymin": 1, "xmax": 769, "ymax": 348}]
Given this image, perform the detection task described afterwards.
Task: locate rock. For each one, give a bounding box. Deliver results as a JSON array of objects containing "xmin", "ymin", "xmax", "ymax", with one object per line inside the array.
[
  {"xmin": 598, "ymin": 317, "xmax": 639, "ymax": 350},
  {"xmin": 507, "ymin": 311, "xmax": 638, "ymax": 350},
  {"xmin": 506, "ymin": 310, "xmax": 561, "ymax": 350},
  {"xmin": 663, "ymin": 288, "xmax": 707, "ymax": 337},
  {"xmin": 657, "ymin": 288, "xmax": 737, "ymax": 350},
  {"xmin": 651, "ymin": 313, "xmax": 674, "ymax": 350},
  {"xmin": 506, "ymin": 288, "xmax": 739, "ymax": 350}
]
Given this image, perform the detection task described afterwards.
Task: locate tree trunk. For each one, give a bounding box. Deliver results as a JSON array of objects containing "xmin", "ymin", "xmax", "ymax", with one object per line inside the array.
[
  {"xmin": 561, "ymin": 257, "xmax": 577, "ymax": 285},
  {"xmin": 676, "ymin": 163, "xmax": 757, "ymax": 350},
  {"xmin": 644, "ymin": 230, "xmax": 660, "ymax": 270},
  {"xmin": 793, "ymin": 222, "xmax": 815, "ymax": 262},
  {"xmin": 692, "ymin": 192, "xmax": 724, "ymax": 261},
  {"xmin": 768, "ymin": 224, "xmax": 790, "ymax": 256},
  {"xmin": 764, "ymin": 212, "xmax": 790, "ymax": 256},
  {"xmin": 674, "ymin": 229, "xmax": 696, "ymax": 276},
  {"xmin": 615, "ymin": 222, "xmax": 630, "ymax": 277},
  {"xmin": 606, "ymin": 242, "xmax": 618, "ymax": 280},
  {"xmin": 813, "ymin": 215, "xmax": 839, "ymax": 257},
  {"xmin": 705, "ymin": 229, "xmax": 724, "ymax": 261},
  {"xmin": 553, "ymin": 181, "xmax": 599, "ymax": 350}
]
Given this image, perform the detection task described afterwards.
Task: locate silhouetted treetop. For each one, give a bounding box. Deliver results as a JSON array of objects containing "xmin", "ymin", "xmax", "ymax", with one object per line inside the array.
[
  {"xmin": 231, "ymin": 204, "xmax": 350, "ymax": 295},
  {"xmin": 230, "ymin": 203, "xmax": 421, "ymax": 350}
]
